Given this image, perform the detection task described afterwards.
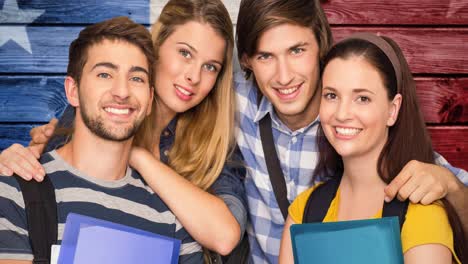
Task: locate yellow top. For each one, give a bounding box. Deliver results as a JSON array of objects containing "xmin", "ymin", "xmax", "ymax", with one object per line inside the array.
[{"xmin": 289, "ymin": 184, "xmax": 460, "ymax": 264}]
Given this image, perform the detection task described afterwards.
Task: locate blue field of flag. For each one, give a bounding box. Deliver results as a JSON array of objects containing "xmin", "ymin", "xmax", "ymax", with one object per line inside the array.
[{"xmin": 0, "ymin": 0, "xmax": 159, "ymax": 149}]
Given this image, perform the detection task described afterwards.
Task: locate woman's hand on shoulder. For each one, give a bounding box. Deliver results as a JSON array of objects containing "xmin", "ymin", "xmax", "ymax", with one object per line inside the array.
[
  {"xmin": 28, "ymin": 118, "xmax": 58, "ymax": 152},
  {"xmin": 0, "ymin": 143, "xmax": 44, "ymax": 181},
  {"xmin": 0, "ymin": 118, "xmax": 57, "ymax": 181}
]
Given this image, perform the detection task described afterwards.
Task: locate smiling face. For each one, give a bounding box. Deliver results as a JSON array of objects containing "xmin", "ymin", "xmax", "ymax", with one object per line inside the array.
[
  {"xmin": 245, "ymin": 23, "xmax": 321, "ymax": 130},
  {"xmin": 154, "ymin": 21, "xmax": 226, "ymax": 117},
  {"xmin": 68, "ymin": 39, "xmax": 153, "ymax": 142},
  {"xmin": 320, "ymin": 56, "xmax": 400, "ymax": 160}
]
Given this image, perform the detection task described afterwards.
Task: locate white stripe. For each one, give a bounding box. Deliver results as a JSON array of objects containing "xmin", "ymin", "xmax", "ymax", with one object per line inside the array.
[
  {"xmin": 126, "ymin": 176, "xmax": 155, "ymax": 195},
  {"xmin": 55, "ymin": 188, "xmax": 175, "ymax": 224},
  {"xmin": 0, "ymin": 218, "xmax": 28, "ymax": 235},
  {"xmin": 0, "ymin": 181, "xmax": 25, "ymax": 209},
  {"xmin": 175, "ymin": 218, "xmax": 183, "ymax": 232},
  {"xmin": 58, "ymin": 223, "xmax": 65, "ymax": 240},
  {"xmin": 180, "ymin": 241, "xmax": 202, "ymax": 256},
  {"xmin": 0, "ymin": 253, "xmax": 33, "ymax": 261},
  {"xmin": 42, "ymin": 158, "xmax": 67, "ymax": 174}
]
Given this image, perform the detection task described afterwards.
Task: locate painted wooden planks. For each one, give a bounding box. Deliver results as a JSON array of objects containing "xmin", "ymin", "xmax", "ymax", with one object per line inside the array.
[
  {"xmin": 415, "ymin": 77, "xmax": 467, "ymax": 124},
  {"xmin": 322, "ymin": 0, "xmax": 468, "ymax": 25},
  {"xmin": 0, "ymin": 0, "xmax": 150, "ymax": 24},
  {"xmin": 4, "ymin": 1, "xmax": 467, "ymax": 28},
  {"xmin": 0, "ymin": 27, "xmax": 82, "ymax": 73},
  {"xmin": 0, "ymin": 76, "xmax": 67, "ymax": 122},
  {"xmin": 0, "ymin": 124, "xmax": 35, "ymax": 151},
  {"xmin": 428, "ymin": 126, "xmax": 468, "ymax": 170},
  {"xmin": 2, "ymin": 26, "xmax": 466, "ymax": 74},
  {"xmin": 331, "ymin": 27, "xmax": 468, "ymax": 74}
]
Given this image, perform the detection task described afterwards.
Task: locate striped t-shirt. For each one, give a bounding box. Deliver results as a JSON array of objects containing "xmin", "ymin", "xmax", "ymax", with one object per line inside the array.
[{"xmin": 0, "ymin": 150, "xmax": 203, "ymax": 263}]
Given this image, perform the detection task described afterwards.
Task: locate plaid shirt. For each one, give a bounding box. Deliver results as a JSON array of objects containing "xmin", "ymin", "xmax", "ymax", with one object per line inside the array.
[{"xmin": 234, "ymin": 72, "xmax": 468, "ymax": 264}]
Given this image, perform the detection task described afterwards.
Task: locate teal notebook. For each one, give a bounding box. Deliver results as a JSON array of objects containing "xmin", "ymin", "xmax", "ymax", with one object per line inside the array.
[{"xmin": 290, "ymin": 217, "xmax": 403, "ymax": 264}]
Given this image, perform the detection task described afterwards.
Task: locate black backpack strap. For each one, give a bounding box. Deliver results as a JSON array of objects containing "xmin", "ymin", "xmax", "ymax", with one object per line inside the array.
[
  {"xmin": 16, "ymin": 175, "xmax": 58, "ymax": 264},
  {"xmin": 257, "ymin": 91, "xmax": 290, "ymax": 220},
  {"xmin": 382, "ymin": 198, "xmax": 409, "ymax": 230},
  {"xmin": 259, "ymin": 114, "xmax": 290, "ymax": 220},
  {"xmin": 303, "ymin": 176, "xmax": 409, "ymax": 230},
  {"xmin": 303, "ymin": 178, "xmax": 341, "ymax": 223}
]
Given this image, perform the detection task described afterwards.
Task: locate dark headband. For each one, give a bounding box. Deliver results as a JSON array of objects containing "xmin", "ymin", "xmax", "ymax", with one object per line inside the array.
[{"xmin": 345, "ymin": 32, "xmax": 402, "ymax": 93}]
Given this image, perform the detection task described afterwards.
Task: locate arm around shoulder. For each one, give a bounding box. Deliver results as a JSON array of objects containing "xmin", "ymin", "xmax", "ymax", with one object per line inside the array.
[{"xmin": 129, "ymin": 147, "xmax": 243, "ymax": 255}]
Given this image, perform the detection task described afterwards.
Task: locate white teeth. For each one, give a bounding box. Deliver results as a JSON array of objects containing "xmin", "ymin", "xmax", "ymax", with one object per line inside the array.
[
  {"xmin": 277, "ymin": 86, "xmax": 299, "ymax": 95},
  {"xmin": 104, "ymin": 107, "xmax": 130, "ymax": 115},
  {"xmin": 175, "ymin": 85, "xmax": 192, "ymax": 96},
  {"xmin": 336, "ymin": 127, "xmax": 361, "ymax": 136}
]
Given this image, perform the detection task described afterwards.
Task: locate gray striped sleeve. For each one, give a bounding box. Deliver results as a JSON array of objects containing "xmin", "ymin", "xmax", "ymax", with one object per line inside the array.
[{"xmin": 0, "ymin": 176, "xmax": 33, "ymax": 260}]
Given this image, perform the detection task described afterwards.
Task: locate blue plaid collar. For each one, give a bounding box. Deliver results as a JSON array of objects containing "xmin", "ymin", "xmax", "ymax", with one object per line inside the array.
[
  {"xmin": 253, "ymin": 95, "xmax": 274, "ymax": 123},
  {"xmin": 253, "ymin": 93, "xmax": 320, "ymax": 135}
]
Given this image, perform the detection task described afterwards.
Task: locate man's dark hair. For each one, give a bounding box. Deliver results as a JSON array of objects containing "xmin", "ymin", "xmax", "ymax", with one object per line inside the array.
[
  {"xmin": 236, "ymin": 0, "xmax": 333, "ymax": 79},
  {"xmin": 67, "ymin": 16, "xmax": 155, "ymax": 85}
]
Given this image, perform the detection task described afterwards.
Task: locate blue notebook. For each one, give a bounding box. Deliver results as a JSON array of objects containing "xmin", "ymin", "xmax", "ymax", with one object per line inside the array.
[
  {"xmin": 290, "ymin": 217, "xmax": 403, "ymax": 264},
  {"xmin": 57, "ymin": 213, "xmax": 180, "ymax": 264}
]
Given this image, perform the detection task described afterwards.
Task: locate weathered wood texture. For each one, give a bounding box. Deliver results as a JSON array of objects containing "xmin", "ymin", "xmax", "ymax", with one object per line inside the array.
[
  {"xmin": 0, "ymin": 76, "xmax": 67, "ymax": 122},
  {"xmin": 0, "ymin": 0, "xmax": 150, "ymax": 24},
  {"xmin": 331, "ymin": 28, "xmax": 468, "ymax": 74},
  {"xmin": 5, "ymin": 1, "xmax": 468, "ymax": 26},
  {"xmin": 0, "ymin": 27, "xmax": 82, "ymax": 73},
  {"xmin": 428, "ymin": 127, "xmax": 467, "ymax": 170},
  {"xmin": 415, "ymin": 77, "xmax": 467, "ymax": 124},
  {"xmin": 322, "ymin": 0, "xmax": 468, "ymax": 25},
  {"xmin": 2, "ymin": 27, "xmax": 466, "ymax": 74},
  {"xmin": 0, "ymin": 125, "xmax": 35, "ymax": 151}
]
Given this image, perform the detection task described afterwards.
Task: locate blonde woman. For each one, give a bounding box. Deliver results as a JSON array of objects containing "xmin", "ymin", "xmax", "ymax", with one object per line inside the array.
[{"xmin": 0, "ymin": 0, "xmax": 246, "ymax": 259}]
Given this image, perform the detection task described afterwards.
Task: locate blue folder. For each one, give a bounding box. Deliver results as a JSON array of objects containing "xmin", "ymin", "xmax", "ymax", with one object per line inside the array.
[
  {"xmin": 58, "ymin": 213, "xmax": 180, "ymax": 264},
  {"xmin": 290, "ymin": 217, "xmax": 403, "ymax": 264}
]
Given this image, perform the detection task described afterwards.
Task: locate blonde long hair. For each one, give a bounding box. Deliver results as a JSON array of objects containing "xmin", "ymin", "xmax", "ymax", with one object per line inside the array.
[{"xmin": 135, "ymin": 0, "xmax": 236, "ymax": 191}]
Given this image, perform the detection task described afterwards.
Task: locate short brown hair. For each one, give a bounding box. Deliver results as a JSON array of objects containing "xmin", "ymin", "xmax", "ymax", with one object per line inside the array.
[
  {"xmin": 67, "ymin": 16, "xmax": 155, "ymax": 85},
  {"xmin": 236, "ymin": 0, "xmax": 333, "ymax": 79}
]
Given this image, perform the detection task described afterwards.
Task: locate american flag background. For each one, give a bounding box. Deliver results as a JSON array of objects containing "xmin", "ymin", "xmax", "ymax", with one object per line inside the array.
[
  {"xmin": 0, "ymin": 0, "xmax": 240, "ymax": 150},
  {"xmin": 0, "ymin": 0, "xmax": 467, "ymax": 169}
]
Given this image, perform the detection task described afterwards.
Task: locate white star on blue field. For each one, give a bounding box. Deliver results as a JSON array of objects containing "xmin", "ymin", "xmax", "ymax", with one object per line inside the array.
[{"xmin": 0, "ymin": 0, "xmax": 45, "ymax": 54}]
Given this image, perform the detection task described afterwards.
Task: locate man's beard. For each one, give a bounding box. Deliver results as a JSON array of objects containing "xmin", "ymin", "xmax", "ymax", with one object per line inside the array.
[{"xmin": 79, "ymin": 99, "xmax": 142, "ymax": 142}]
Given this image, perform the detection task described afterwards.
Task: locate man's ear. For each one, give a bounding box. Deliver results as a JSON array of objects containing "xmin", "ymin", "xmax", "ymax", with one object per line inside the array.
[
  {"xmin": 240, "ymin": 53, "xmax": 252, "ymax": 71},
  {"xmin": 387, "ymin": 93, "xmax": 402, "ymax": 126},
  {"xmin": 64, "ymin": 76, "xmax": 80, "ymax": 107}
]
